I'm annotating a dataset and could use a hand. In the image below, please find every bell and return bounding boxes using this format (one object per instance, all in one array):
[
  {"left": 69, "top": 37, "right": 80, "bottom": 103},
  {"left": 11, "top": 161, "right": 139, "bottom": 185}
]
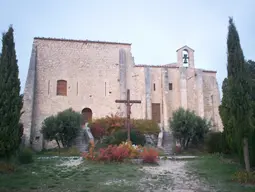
[{"left": 183, "top": 54, "right": 189, "bottom": 64}]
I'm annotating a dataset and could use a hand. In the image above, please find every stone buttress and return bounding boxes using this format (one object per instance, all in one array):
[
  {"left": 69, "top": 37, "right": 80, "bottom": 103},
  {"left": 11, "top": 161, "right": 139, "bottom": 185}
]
[{"left": 20, "top": 43, "right": 37, "bottom": 147}]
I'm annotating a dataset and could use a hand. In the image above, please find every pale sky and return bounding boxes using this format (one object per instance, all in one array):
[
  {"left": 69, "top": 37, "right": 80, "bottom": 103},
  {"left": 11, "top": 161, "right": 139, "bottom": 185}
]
[{"left": 1, "top": 0, "right": 255, "bottom": 98}]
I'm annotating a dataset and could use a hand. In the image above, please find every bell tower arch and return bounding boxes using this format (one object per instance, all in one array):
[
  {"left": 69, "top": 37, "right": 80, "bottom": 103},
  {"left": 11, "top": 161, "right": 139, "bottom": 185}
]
[{"left": 176, "top": 45, "right": 195, "bottom": 68}]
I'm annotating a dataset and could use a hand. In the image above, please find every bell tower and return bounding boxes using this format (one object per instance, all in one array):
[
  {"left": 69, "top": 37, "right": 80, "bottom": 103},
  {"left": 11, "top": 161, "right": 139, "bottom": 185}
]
[{"left": 176, "top": 45, "right": 195, "bottom": 68}]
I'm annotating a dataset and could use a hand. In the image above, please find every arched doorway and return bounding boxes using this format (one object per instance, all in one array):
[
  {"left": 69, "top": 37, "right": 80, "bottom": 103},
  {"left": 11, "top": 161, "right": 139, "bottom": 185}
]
[{"left": 81, "top": 108, "right": 92, "bottom": 125}]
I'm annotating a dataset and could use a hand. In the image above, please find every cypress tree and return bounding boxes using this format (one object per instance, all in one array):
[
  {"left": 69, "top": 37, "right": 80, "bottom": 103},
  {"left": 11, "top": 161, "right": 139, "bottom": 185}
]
[
  {"left": 0, "top": 26, "right": 23, "bottom": 159},
  {"left": 219, "top": 78, "right": 236, "bottom": 153},
  {"left": 226, "top": 17, "right": 253, "bottom": 171}
]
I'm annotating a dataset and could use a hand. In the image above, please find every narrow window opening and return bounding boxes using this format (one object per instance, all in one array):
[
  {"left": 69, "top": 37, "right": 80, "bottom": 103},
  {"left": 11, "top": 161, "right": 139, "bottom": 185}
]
[
  {"left": 48, "top": 80, "right": 50, "bottom": 95},
  {"left": 76, "top": 82, "right": 78, "bottom": 95},
  {"left": 56, "top": 80, "right": 67, "bottom": 96},
  {"left": 105, "top": 82, "right": 106, "bottom": 96},
  {"left": 153, "top": 83, "right": 156, "bottom": 91},
  {"left": 169, "top": 83, "right": 173, "bottom": 90}
]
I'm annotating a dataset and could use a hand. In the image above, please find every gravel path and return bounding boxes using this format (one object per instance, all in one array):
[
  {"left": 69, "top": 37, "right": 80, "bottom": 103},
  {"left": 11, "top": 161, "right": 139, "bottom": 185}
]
[{"left": 140, "top": 160, "right": 215, "bottom": 192}]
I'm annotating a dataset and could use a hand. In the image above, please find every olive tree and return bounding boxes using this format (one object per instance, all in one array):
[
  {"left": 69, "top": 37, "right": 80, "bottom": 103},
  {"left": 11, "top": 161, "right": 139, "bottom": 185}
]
[
  {"left": 41, "top": 108, "right": 82, "bottom": 150},
  {"left": 169, "top": 107, "right": 211, "bottom": 150}
]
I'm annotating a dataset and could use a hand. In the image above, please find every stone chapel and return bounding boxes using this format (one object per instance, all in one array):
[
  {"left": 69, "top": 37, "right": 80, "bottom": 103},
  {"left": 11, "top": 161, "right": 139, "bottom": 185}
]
[{"left": 21, "top": 37, "right": 223, "bottom": 151}]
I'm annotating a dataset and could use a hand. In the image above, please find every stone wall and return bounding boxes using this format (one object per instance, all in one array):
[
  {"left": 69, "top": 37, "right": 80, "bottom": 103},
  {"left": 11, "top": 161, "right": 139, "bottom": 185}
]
[
  {"left": 144, "top": 67, "right": 151, "bottom": 119},
  {"left": 20, "top": 43, "right": 37, "bottom": 146},
  {"left": 202, "top": 71, "right": 223, "bottom": 131},
  {"left": 23, "top": 38, "right": 135, "bottom": 150},
  {"left": 196, "top": 69, "right": 204, "bottom": 117},
  {"left": 167, "top": 68, "right": 181, "bottom": 114},
  {"left": 22, "top": 38, "right": 223, "bottom": 151},
  {"left": 118, "top": 49, "right": 127, "bottom": 117}
]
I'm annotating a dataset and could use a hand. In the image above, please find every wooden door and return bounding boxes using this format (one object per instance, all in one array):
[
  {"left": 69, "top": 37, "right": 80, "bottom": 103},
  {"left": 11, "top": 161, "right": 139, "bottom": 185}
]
[{"left": 152, "top": 103, "right": 161, "bottom": 123}]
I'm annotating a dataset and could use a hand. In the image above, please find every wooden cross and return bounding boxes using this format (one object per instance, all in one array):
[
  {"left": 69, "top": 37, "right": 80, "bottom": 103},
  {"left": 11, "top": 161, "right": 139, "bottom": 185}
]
[{"left": 115, "top": 89, "right": 141, "bottom": 141}]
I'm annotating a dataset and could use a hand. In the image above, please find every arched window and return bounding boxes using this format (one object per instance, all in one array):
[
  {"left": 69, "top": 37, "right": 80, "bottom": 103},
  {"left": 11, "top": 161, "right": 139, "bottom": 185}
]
[
  {"left": 81, "top": 108, "right": 93, "bottom": 124},
  {"left": 56, "top": 80, "right": 67, "bottom": 96}
]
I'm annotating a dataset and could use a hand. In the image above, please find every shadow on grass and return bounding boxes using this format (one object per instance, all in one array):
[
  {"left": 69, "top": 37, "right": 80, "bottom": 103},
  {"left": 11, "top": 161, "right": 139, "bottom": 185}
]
[
  {"left": 0, "top": 156, "right": 144, "bottom": 192},
  {"left": 187, "top": 155, "right": 255, "bottom": 192}
]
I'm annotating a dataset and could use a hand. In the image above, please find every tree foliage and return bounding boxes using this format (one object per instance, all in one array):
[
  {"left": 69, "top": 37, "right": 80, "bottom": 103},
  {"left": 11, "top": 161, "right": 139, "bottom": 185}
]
[
  {"left": 169, "top": 107, "right": 211, "bottom": 150},
  {"left": 0, "top": 26, "right": 23, "bottom": 158},
  {"left": 41, "top": 108, "right": 82, "bottom": 149},
  {"left": 219, "top": 17, "right": 254, "bottom": 171},
  {"left": 219, "top": 78, "right": 236, "bottom": 152},
  {"left": 220, "top": 60, "right": 255, "bottom": 167},
  {"left": 227, "top": 17, "right": 253, "bottom": 137}
]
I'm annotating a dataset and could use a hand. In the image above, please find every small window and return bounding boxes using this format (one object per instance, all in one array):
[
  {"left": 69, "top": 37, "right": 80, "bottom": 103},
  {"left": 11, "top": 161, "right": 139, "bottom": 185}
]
[
  {"left": 57, "top": 80, "right": 67, "bottom": 96},
  {"left": 76, "top": 82, "right": 78, "bottom": 96},
  {"left": 153, "top": 83, "right": 156, "bottom": 91},
  {"left": 169, "top": 83, "right": 173, "bottom": 90}
]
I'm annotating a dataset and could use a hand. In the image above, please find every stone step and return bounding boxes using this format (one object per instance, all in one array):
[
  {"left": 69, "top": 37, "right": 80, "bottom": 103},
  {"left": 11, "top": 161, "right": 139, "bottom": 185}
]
[
  {"left": 144, "top": 134, "right": 158, "bottom": 146},
  {"left": 75, "top": 129, "right": 89, "bottom": 153},
  {"left": 162, "top": 131, "right": 174, "bottom": 155}
]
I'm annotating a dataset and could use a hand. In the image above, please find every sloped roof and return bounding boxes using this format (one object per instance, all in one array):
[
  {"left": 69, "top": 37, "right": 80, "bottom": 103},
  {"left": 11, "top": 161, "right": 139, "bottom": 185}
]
[
  {"left": 34, "top": 37, "right": 131, "bottom": 46},
  {"left": 176, "top": 45, "right": 195, "bottom": 52}
]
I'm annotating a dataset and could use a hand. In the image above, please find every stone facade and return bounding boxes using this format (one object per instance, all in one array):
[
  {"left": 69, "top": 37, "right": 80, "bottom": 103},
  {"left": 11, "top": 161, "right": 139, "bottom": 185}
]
[{"left": 21, "top": 38, "right": 223, "bottom": 151}]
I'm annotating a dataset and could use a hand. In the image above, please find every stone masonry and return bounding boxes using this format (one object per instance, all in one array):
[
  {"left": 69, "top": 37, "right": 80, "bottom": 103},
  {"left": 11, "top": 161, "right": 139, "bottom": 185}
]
[{"left": 21, "top": 38, "right": 223, "bottom": 151}]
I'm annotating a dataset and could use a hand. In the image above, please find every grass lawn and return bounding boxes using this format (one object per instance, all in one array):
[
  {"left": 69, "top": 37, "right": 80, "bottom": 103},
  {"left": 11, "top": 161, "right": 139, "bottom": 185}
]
[
  {"left": 4, "top": 154, "right": 254, "bottom": 192},
  {"left": 0, "top": 156, "right": 146, "bottom": 192},
  {"left": 36, "top": 147, "right": 81, "bottom": 157},
  {"left": 187, "top": 155, "right": 255, "bottom": 192},
  {"left": 1, "top": 155, "right": 180, "bottom": 192}
]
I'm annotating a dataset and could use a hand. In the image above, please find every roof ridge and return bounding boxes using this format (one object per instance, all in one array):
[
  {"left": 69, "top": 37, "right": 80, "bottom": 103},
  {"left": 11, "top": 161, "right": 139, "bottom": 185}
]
[{"left": 34, "top": 37, "right": 132, "bottom": 46}]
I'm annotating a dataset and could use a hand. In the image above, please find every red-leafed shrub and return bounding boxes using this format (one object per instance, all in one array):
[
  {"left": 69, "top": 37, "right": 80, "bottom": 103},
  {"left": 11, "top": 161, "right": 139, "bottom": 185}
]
[
  {"left": 97, "top": 145, "right": 129, "bottom": 162},
  {"left": 90, "top": 123, "right": 106, "bottom": 140},
  {"left": 140, "top": 148, "right": 159, "bottom": 164},
  {"left": 94, "top": 114, "right": 126, "bottom": 134},
  {"left": 111, "top": 145, "right": 130, "bottom": 161},
  {"left": 83, "top": 141, "right": 159, "bottom": 164},
  {"left": 83, "top": 144, "right": 130, "bottom": 162}
]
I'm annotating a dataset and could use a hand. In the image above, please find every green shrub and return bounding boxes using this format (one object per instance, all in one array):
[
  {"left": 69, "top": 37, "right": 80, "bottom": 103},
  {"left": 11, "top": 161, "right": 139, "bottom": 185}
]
[
  {"left": 205, "top": 132, "right": 230, "bottom": 154},
  {"left": 92, "top": 115, "right": 160, "bottom": 135},
  {"left": 41, "top": 108, "right": 82, "bottom": 149},
  {"left": 170, "top": 107, "right": 210, "bottom": 150},
  {"left": 17, "top": 148, "right": 34, "bottom": 164},
  {"left": 132, "top": 119, "right": 160, "bottom": 134},
  {"left": 103, "top": 130, "right": 146, "bottom": 146},
  {"left": 129, "top": 130, "right": 146, "bottom": 146}
]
